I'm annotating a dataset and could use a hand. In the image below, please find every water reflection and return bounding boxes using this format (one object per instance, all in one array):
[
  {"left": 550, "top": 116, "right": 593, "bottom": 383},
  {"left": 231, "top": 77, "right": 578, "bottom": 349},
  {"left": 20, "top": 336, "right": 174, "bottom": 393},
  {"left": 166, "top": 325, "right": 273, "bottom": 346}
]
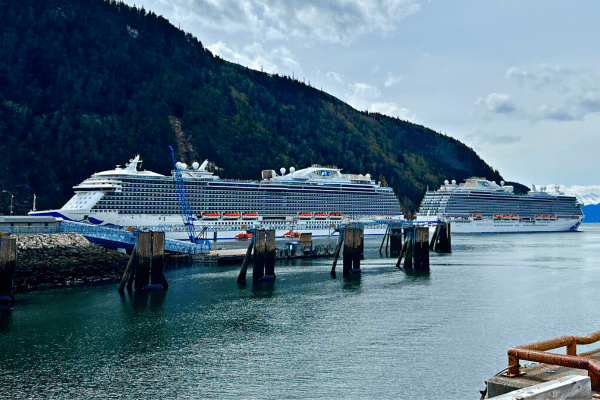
[{"left": 0, "top": 308, "right": 12, "bottom": 333}]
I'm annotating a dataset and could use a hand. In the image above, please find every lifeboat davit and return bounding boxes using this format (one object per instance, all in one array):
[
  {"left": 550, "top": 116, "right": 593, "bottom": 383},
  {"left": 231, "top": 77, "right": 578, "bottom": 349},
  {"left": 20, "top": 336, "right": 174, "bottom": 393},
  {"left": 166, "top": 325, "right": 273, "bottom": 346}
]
[
  {"left": 202, "top": 212, "right": 220, "bottom": 220},
  {"left": 298, "top": 213, "right": 312, "bottom": 220},
  {"left": 242, "top": 212, "right": 259, "bottom": 220},
  {"left": 222, "top": 212, "right": 240, "bottom": 220}
]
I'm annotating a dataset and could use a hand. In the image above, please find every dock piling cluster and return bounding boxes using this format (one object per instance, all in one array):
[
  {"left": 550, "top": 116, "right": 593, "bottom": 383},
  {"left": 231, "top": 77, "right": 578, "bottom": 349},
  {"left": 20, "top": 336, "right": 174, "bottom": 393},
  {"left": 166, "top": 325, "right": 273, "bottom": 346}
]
[
  {"left": 118, "top": 231, "right": 167, "bottom": 293},
  {"left": 237, "top": 229, "right": 277, "bottom": 283},
  {"left": 331, "top": 224, "right": 363, "bottom": 277}
]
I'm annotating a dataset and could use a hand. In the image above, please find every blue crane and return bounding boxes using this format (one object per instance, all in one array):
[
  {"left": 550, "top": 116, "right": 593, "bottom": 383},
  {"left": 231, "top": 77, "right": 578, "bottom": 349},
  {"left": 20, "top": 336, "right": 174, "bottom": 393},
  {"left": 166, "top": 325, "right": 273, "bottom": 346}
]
[{"left": 169, "top": 146, "right": 207, "bottom": 245}]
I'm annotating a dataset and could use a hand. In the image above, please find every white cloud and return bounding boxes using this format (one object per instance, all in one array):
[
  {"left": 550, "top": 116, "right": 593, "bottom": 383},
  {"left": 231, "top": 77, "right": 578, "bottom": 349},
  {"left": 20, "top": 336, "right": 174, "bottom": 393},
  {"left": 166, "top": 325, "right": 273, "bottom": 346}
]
[
  {"left": 207, "top": 41, "right": 300, "bottom": 75},
  {"left": 325, "top": 71, "right": 345, "bottom": 85},
  {"left": 162, "top": 0, "right": 421, "bottom": 45},
  {"left": 384, "top": 73, "right": 403, "bottom": 87},
  {"left": 465, "top": 127, "right": 522, "bottom": 146},
  {"left": 370, "top": 102, "right": 411, "bottom": 120},
  {"left": 502, "top": 65, "right": 600, "bottom": 122},
  {"left": 474, "top": 93, "right": 516, "bottom": 115},
  {"left": 347, "top": 82, "right": 381, "bottom": 110}
]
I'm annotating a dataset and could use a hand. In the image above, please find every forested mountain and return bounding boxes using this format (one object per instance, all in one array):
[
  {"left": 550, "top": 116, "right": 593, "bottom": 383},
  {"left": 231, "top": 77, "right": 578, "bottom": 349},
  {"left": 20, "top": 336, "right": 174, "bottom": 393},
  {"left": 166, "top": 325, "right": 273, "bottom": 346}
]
[{"left": 0, "top": 0, "right": 503, "bottom": 217}]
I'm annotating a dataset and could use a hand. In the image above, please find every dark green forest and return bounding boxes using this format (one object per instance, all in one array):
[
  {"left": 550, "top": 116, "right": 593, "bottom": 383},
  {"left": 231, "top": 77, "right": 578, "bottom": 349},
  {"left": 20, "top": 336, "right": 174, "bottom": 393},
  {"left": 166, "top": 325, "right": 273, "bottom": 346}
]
[{"left": 0, "top": 0, "right": 504, "bottom": 217}]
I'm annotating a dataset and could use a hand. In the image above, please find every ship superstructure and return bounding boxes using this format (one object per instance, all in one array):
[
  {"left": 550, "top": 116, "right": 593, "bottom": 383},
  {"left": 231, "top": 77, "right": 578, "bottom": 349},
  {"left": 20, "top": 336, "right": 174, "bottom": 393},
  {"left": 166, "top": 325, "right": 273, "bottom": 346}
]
[
  {"left": 416, "top": 177, "right": 583, "bottom": 233},
  {"left": 31, "top": 155, "right": 403, "bottom": 239}
]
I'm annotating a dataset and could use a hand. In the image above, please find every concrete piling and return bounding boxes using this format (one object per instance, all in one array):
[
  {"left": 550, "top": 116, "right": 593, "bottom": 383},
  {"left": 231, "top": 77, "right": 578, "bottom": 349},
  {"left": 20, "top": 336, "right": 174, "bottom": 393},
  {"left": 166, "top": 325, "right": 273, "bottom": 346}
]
[{"left": 0, "top": 236, "right": 17, "bottom": 306}]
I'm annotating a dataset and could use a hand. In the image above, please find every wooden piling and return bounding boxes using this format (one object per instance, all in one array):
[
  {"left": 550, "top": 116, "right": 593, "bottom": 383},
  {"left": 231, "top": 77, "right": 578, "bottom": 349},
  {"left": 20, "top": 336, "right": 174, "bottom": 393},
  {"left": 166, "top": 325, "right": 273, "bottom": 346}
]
[
  {"left": 390, "top": 228, "right": 403, "bottom": 257},
  {"left": 0, "top": 237, "right": 17, "bottom": 306},
  {"left": 379, "top": 226, "right": 389, "bottom": 253},
  {"left": 135, "top": 232, "right": 152, "bottom": 291},
  {"left": 262, "top": 229, "right": 276, "bottom": 281},
  {"left": 330, "top": 229, "right": 345, "bottom": 276},
  {"left": 431, "top": 222, "right": 452, "bottom": 253},
  {"left": 118, "top": 243, "right": 137, "bottom": 293},
  {"left": 402, "top": 228, "right": 414, "bottom": 270},
  {"left": 237, "top": 234, "right": 255, "bottom": 284},
  {"left": 413, "top": 227, "right": 430, "bottom": 271},
  {"left": 129, "top": 231, "right": 167, "bottom": 292},
  {"left": 253, "top": 229, "right": 265, "bottom": 282},
  {"left": 353, "top": 227, "right": 363, "bottom": 272},
  {"left": 150, "top": 231, "right": 165, "bottom": 287},
  {"left": 343, "top": 227, "right": 354, "bottom": 275}
]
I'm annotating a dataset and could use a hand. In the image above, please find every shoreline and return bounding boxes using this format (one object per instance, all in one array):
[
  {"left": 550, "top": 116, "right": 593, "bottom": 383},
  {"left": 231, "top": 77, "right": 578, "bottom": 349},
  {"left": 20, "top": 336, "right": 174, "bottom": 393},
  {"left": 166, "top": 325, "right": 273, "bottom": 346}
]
[{"left": 12, "top": 233, "right": 130, "bottom": 293}]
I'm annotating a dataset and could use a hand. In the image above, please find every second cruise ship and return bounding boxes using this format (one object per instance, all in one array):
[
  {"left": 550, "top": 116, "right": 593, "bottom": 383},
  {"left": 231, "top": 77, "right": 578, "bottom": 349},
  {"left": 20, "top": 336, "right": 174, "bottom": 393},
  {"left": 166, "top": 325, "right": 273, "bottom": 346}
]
[{"left": 416, "top": 177, "right": 583, "bottom": 233}]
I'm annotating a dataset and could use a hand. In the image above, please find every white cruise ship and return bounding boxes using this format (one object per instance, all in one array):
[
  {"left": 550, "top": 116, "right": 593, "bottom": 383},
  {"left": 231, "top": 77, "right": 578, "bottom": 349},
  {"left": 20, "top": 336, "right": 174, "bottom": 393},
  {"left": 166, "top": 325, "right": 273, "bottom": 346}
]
[
  {"left": 416, "top": 178, "right": 583, "bottom": 233},
  {"left": 30, "top": 155, "right": 404, "bottom": 240}
]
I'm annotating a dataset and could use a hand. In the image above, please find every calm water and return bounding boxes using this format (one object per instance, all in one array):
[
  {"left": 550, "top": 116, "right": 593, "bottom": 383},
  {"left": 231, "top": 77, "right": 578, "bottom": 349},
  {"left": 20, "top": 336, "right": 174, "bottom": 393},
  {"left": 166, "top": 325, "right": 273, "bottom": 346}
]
[{"left": 2, "top": 225, "right": 600, "bottom": 399}]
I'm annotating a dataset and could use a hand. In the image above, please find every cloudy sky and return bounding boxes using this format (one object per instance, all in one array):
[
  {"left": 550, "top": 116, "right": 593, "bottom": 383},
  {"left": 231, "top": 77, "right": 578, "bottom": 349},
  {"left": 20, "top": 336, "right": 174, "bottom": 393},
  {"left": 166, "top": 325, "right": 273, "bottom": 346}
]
[{"left": 123, "top": 0, "right": 599, "bottom": 187}]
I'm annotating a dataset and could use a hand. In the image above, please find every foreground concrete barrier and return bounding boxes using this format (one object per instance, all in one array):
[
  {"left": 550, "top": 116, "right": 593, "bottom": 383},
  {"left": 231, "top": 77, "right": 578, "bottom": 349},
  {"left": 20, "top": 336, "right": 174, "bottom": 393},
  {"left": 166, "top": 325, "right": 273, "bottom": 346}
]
[{"left": 489, "top": 375, "right": 590, "bottom": 399}]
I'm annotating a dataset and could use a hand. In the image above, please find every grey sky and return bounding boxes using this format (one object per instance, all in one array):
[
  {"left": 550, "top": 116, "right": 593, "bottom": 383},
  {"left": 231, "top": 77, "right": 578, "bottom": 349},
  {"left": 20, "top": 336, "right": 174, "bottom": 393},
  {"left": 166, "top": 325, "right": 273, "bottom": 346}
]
[{"left": 123, "top": 0, "right": 600, "bottom": 187}]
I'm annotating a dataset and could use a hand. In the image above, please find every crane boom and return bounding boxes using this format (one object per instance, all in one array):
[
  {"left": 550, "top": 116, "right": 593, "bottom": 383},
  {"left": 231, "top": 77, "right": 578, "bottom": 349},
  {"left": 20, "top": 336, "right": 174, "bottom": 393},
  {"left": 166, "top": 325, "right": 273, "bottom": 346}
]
[{"left": 169, "top": 145, "right": 197, "bottom": 243}]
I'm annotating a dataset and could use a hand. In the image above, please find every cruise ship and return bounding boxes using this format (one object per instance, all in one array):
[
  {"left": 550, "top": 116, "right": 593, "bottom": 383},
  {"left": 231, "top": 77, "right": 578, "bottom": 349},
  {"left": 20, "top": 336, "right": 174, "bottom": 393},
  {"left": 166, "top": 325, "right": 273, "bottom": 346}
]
[
  {"left": 30, "top": 155, "right": 404, "bottom": 240},
  {"left": 416, "top": 177, "right": 583, "bottom": 233}
]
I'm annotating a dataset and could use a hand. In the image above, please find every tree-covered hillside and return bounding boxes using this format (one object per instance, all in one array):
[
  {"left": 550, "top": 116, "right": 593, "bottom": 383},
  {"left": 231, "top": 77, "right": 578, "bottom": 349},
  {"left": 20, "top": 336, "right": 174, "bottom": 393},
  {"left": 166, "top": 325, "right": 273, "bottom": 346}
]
[{"left": 0, "top": 0, "right": 503, "bottom": 216}]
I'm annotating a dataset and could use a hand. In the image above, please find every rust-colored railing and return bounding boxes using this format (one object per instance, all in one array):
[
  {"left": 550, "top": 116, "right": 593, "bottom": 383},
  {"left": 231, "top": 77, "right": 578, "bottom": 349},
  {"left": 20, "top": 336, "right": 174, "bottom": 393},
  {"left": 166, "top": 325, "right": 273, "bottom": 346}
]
[{"left": 506, "top": 330, "right": 600, "bottom": 390}]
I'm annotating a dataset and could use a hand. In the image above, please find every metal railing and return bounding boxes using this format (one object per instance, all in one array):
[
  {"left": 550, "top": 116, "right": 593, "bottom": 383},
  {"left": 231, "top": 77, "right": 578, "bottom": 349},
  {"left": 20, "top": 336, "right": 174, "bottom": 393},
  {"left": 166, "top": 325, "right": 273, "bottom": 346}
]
[
  {"left": 506, "top": 330, "right": 600, "bottom": 391},
  {"left": 60, "top": 221, "right": 210, "bottom": 254}
]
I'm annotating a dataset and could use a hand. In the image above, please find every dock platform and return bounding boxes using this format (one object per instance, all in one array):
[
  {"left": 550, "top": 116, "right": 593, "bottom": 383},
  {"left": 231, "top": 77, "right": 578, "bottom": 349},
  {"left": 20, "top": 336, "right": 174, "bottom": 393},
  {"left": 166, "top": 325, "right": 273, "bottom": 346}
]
[{"left": 487, "top": 348, "right": 600, "bottom": 398}]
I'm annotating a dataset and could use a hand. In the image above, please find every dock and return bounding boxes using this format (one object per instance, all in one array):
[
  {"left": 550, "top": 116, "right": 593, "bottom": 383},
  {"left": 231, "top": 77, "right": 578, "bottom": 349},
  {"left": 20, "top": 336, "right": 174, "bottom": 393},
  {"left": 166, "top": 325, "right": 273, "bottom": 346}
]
[
  {"left": 486, "top": 330, "right": 600, "bottom": 399},
  {"left": 191, "top": 240, "right": 337, "bottom": 264}
]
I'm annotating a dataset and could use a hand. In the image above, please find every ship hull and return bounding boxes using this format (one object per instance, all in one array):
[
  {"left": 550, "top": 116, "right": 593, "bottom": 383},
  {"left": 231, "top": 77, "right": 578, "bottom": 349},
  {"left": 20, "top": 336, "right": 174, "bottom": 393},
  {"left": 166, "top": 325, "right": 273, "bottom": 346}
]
[
  {"left": 32, "top": 210, "right": 391, "bottom": 240},
  {"left": 417, "top": 216, "right": 583, "bottom": 233}
]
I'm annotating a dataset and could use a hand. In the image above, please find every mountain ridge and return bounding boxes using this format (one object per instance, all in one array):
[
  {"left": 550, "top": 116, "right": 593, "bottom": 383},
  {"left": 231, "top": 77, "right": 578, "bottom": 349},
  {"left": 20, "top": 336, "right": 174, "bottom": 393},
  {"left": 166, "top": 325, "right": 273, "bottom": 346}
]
[{"left": 0, "top": 0, "right": 503, "bottom": 216}]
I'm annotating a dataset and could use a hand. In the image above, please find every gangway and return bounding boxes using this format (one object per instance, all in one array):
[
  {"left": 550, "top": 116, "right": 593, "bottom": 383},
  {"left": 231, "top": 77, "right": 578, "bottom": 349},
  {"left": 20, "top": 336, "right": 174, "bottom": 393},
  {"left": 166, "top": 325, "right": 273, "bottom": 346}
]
[{"left": 60, "top": 221, "right": 210, "bottom": 254}]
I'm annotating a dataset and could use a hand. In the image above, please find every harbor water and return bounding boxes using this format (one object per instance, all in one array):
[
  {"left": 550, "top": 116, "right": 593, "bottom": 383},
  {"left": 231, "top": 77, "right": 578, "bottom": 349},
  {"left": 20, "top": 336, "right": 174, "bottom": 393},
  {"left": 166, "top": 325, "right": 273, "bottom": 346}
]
[{"left": 2, "top": 225, "right": 600, "bottom": 399}]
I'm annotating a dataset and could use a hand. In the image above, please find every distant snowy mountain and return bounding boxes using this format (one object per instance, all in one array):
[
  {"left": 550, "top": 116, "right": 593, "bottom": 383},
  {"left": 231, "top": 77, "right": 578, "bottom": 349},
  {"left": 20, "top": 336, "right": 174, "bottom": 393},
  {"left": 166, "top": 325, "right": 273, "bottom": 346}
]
[{"left": 534, "top": 184, "right": 600, "bottom": 206}]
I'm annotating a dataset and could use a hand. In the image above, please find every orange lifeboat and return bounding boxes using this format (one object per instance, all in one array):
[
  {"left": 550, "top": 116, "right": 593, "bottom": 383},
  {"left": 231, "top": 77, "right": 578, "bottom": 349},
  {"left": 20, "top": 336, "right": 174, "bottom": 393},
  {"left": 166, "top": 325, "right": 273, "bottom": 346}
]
[
  {"left": 235, "top": 233, "right": 252, "bottom": 240},
  {"left": 473, "top": 214, "right": 483, "bottom": 220},
  {"left": 298, "top": 213, "right": 312, "bottom": 219},
  {"left": 202, "top": 212, "right": 220, "bottom": 220},
  {"left": 493, "top": 214, "right": 502, "bottom": 220},
  {"left": 314, "top": 212, "right": 328, "bottom": 219},
  {"left": 502, "top": 215, "right": 512, "bottom": 220},
  {"left": 222, "top": 212, "right": 240, "bottom": 220},
  {"left": 329, "top": 212, "right": 343, "bottom": 219},
  {"left": 511, "top": 215, "right": 519, "bottom": 220},
  {"left": 284, "top": 231, "right": 301, "bottom": 239},
  {"left": 242, "top": 212, "right": 259, "bottom": 220}
]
